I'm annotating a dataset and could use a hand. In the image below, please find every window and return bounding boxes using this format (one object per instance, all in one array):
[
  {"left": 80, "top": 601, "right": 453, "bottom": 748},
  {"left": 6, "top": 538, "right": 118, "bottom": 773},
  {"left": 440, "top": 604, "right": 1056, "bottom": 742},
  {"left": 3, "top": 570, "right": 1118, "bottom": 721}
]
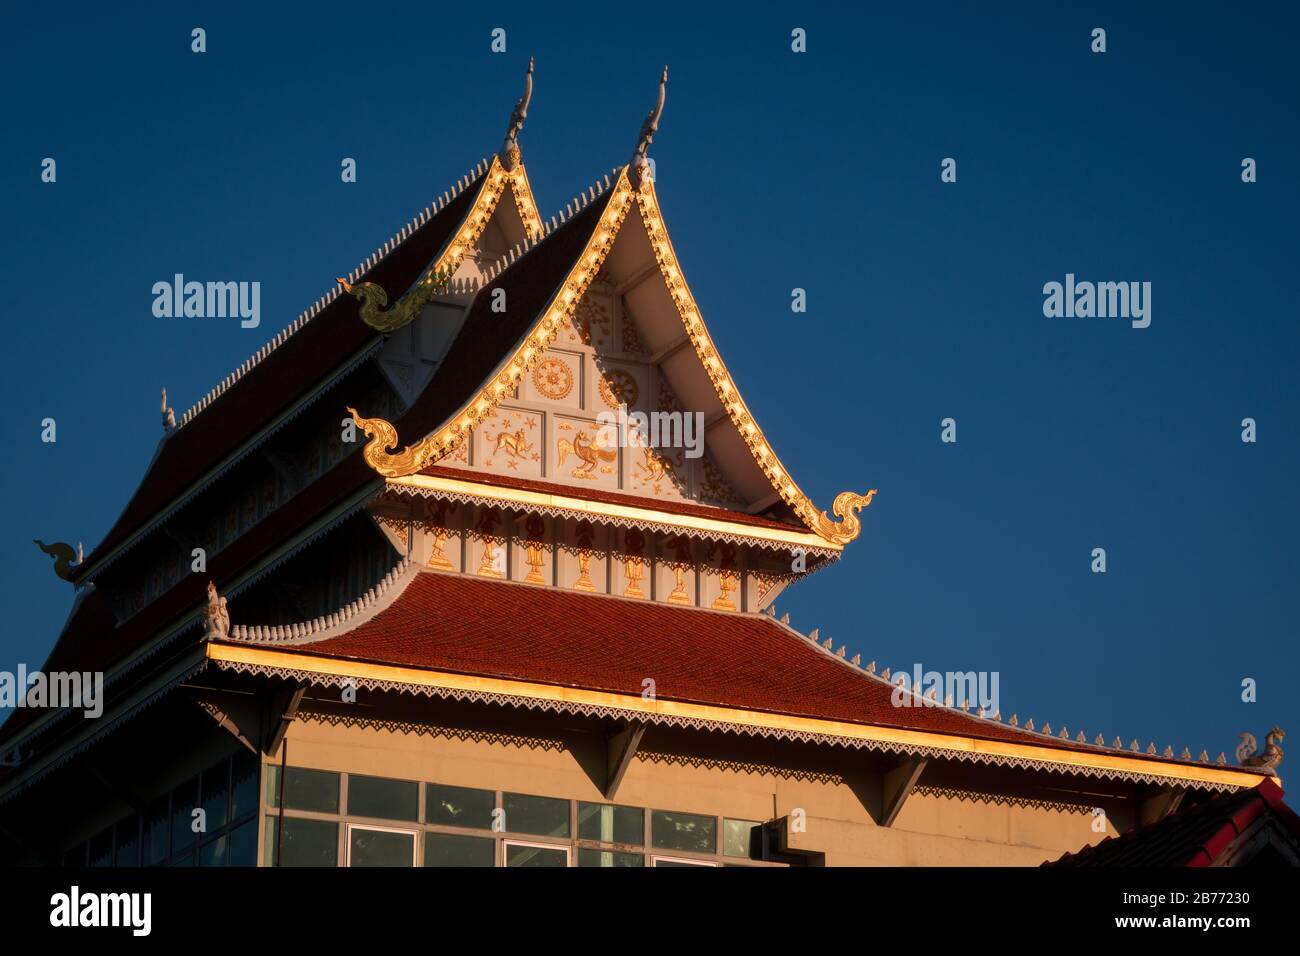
[
  {"left": 503, "top": 792, "right": 569, "bottom": 838},
  {"left": 425, "top": 832, "right": 496, "bottom": 867},
  {"left": 87, "top": 827, "right": 113, "bottom": 867},
  {"left": 143, "top": 796, "right": 169, "bottom": 865},
  {"left": 653, "top": 856, "right": 720, "bottom": 867},
  {"left": 201, "top": 762, "right": 230, "bottom": 831},
  {"left": 348, "top": 774, "right": 418, "bottom": 822},
  {"left": 723, "top": 818, "right": 763, "bottom": 859},
  {"left": 651, "top": 810, "right": 716, "bottom": 854},
  {"left": 505, "top": 841, "right": 569, "bottom": 867},
  {"left": 171, "top": 776, "right": 200, "bottom": 853},
  {"left": 347, "top": 824, "right": 416, "bottom": 867},
  {"left": 578, "top": 848, "right": 644, "bottom": 867},
  {"left": 231, "top": 750, "right": 259, "bottom": 821},
  {"left": 578, "top": 802, "right": 643, "bottom": 845},
  {"left": 426, "top": 783, "right": 495, "bottom": 830},
  {"left": 228, "top": 819, "right": 257, "bottom": 867},
  {"left": 267, "top": 766, "right": 339, "bottom": 813},
  {"left": 264, "top": 816, "right": 339, "bottom": 867},
  {"left": 115, "top": 816, "right": 140, "bottom": 867},
  {"left": 199, "top": 834, "right": 228, "bottom": 867}
]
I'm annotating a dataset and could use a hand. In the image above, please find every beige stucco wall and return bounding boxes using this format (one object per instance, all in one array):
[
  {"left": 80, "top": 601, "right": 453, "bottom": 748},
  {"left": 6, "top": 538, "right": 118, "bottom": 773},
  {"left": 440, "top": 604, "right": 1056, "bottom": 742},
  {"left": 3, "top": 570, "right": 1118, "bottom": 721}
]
[{"left": 281, "top": 711, "right": 1124, "bottom": 866}]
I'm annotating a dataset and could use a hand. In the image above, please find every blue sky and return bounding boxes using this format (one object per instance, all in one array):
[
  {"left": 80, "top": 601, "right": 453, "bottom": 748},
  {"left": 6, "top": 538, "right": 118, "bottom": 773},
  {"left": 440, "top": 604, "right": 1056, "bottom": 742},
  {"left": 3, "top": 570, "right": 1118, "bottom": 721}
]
[{"left": 2, "top": 2, "right": 1296, "bottom": 762}]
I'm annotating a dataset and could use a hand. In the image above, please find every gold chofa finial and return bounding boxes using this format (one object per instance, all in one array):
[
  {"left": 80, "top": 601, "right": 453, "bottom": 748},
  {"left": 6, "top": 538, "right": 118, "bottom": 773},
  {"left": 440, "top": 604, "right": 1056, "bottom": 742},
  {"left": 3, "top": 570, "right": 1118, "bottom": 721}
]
[
  {"left": 629, "top": 65, "right": 667, "bottom": 191},
  {"left": 500, "top": 57, "right": 534, "bottom": 171}
]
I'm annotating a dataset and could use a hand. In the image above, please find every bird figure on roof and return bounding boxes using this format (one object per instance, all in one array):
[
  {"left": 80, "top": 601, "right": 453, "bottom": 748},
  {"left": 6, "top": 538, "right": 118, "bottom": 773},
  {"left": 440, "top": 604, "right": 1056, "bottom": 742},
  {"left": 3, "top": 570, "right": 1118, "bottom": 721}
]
[
  {"left": 630, "top": 65, "right": 667, "bottom": 190},
  {"left": 161, "top": 388, "right": 176, "bottom": 433},
  {"left": 203, "top": 581, "right": 231, "bottom": 641},
  {"left": 1237, "top": 726, "right": 1285, "bottom": 771},
  {"left": 34, "top": 539, "right": 81, "bottom": 581},
  {"left": 500, "top": 57, "right": 534, "bottom": 170}
]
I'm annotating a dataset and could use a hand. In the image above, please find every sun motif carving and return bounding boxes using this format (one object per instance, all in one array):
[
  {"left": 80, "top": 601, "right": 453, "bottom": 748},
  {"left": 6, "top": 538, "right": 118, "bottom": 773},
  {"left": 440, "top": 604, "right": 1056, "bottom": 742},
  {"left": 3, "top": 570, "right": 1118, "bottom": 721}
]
[
  {"left": 532, "top": 357, "right": 574, "bottom": 401},
  {"left": 599, "top": 369, "right": 639, "bottom": 410}
]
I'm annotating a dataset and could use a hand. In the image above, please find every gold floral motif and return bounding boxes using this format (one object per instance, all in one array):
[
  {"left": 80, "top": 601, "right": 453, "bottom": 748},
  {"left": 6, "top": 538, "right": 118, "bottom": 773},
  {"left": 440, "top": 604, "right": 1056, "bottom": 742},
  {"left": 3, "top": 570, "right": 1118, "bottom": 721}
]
[
  {"left": 571, "top": 296, "right": 611, "bottom": 345},
  {"left": 532, "top": 357, "right": 574, "bottom": 401},
  {"left": 598, "top": 368, "right": 638, "bottom": 410}
]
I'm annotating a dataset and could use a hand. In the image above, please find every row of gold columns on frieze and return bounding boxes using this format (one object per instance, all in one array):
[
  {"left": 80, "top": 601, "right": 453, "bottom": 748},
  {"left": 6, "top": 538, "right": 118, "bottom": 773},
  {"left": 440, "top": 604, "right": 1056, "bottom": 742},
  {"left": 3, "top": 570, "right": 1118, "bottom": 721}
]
[{"left": 406, "top": 501, "right": 756, "bottom": 610}]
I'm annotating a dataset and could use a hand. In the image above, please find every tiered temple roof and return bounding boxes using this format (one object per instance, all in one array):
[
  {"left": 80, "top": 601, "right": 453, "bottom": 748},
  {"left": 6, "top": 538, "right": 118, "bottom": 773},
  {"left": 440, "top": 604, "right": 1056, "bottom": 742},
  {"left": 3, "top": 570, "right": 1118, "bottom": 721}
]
[{"left": 2, "top": 64, "right": 1277, "bottom": 811}]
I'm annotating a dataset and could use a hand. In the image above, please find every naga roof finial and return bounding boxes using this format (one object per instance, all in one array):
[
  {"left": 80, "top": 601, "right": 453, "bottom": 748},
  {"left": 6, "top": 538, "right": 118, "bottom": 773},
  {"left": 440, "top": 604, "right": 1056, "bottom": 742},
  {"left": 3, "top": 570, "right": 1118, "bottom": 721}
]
[
  {"left": 629, "top": 65, "right": 667, "bottom": 191},
  {"left": 499, "top": 57, "right": 534, "bottom": 171},
  {"left": 34, "top": 539, "right": 81, "bottom": 581}
]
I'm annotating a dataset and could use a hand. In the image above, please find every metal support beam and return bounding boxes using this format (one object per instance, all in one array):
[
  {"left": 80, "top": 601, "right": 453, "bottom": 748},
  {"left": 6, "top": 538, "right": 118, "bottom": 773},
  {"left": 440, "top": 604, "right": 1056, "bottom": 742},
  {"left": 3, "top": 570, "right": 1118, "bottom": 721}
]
[
  {"left": 1136, "top": 785, "right": 1185, "bottom": 827},
  {"left": 264, "top": 683, "right": 306, "bottom": 757},
  {"left": 880, "top": 757, "right": 928, "bottom": 827},
  {"left": 604, "top": 720, "right": 646, "bottom": 800}
]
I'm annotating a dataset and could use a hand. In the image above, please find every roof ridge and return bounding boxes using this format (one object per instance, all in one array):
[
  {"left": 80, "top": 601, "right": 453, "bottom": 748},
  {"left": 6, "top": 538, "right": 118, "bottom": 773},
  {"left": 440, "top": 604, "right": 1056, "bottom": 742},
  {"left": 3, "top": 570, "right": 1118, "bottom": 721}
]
[
  {"left": 174, "top": 157, "right": 492, "bottom": 431},
  {"left": 226, "top": 554, "right": 418, "bottom": 645},
  {"left": 762, "top": 607, "right": 1244, "bottom": 772}
]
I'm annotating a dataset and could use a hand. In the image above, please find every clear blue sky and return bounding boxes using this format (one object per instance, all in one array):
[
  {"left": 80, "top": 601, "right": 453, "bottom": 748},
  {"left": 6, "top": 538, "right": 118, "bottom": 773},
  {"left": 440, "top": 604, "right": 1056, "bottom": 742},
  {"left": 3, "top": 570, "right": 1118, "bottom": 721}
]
[{"left": 2, "top": 2, "right": 1295, "bottom": 762}]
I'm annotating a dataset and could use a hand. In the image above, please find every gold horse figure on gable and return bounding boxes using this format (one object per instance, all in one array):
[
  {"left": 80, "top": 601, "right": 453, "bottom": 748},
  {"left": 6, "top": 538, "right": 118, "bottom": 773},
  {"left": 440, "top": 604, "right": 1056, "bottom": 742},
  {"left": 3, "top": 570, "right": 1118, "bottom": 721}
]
[{"left": 490, "top": 428, "right": 534, "bottom": 460}]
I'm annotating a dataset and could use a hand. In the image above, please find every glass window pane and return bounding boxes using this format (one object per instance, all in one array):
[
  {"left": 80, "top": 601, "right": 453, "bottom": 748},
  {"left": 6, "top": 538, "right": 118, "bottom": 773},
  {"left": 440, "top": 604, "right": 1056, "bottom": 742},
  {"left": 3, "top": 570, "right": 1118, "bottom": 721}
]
[
  {"left": 201, "top": 760, "right": 230, "bottom": 831},
  {"left": 347, "top": 775, "right": 418, "bottom": 821},
  {"left": 144, "top": 797, "right": 169, "bottom": 865},
  {"left": 88, "top": 827, "right": 113, "bottom": 867},
  {"left": 651, "top": 810, "right": 716, "bottom": 853},
  {"left": 199, "top": 834, "right": 228, "bottom": 867},
  {"left": 654, "top": 857, "right": 717, "bottom": 867},
  {"left": 578, "top": 848, "right": 644, "bottom": 867},
  {"left": 723, "top": 819, "right": 762, "bottom": 859},
  {"left": 578, "top": 803, "right": 644, "bottom": 845},
  {"left": 506, "top": 843, "right": 567, "bottom": 867},
  {"left": 171, "top": 776, "right": 200, "bottom": 853},
  {"left": 115, "top": 816, "right": 140, "bottom": 867},
  {"left": 265, "top": 817, "right": 338, "bottom": 867},
  {"left": 424, "top": 832, "right": 496, "bottom": 867},
  {"left": 349, "top": 827, "right": 414, "bottom": 867},
  {"left": 425, "top": 783, "right": 495, "bottom": 829},
  {"left": 231, "top": 750, "right": 259, "bottom": 820},
  {"left": 267, "top": 766, "right": 339, "bottom": 813},
  {"left": 229, "top": 820, "right": 257, "bottom": 867},
  {"left": 503, "top": 793, "right": 569, "bottom": 838}
]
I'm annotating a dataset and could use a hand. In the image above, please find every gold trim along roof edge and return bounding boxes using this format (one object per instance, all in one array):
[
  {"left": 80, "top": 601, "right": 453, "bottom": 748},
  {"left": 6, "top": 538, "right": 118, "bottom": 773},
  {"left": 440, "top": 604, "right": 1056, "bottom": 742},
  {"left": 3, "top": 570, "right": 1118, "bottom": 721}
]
[
  {"left": 204, "top": 643, "right": 1267, "bottom": 792},
  {"left": 348, "top": 167, "right": 876, "bottom": 548},
  {"left": 384, "top": 472, "right": 842, "bottom": 554}
]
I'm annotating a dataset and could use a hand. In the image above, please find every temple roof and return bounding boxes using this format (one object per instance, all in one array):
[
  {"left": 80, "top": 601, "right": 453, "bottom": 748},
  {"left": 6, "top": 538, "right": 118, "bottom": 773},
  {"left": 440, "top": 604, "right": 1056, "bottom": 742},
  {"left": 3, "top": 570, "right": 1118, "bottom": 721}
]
[
  {"left": 1045, "top": 777, "right": 1300, "bottom": 866},
  {"left": 349, "top": 167, "right": 876, "bottom": 547},
  {"left": 209, "top": 567, "right": 1269, "bottom": 793},
  {"left": 74, "top": 156, "right": 542, "bottom": 582}
]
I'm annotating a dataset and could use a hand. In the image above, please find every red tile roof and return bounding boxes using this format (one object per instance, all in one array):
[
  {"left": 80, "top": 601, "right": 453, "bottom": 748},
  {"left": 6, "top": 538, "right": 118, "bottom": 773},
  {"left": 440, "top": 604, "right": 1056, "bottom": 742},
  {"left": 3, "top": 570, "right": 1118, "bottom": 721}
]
[
  {"left": 412, "top": 465, "right": 807, "bottom": 533},
  {"left": 1045, "top": 777, "right": 1298, "bottom": 866},
  {"left": 227, "top": 571, "right": 1205, "bottom": 762},
  {"left": 75, "top": 169, "right": 484, "bottom": 577}
]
